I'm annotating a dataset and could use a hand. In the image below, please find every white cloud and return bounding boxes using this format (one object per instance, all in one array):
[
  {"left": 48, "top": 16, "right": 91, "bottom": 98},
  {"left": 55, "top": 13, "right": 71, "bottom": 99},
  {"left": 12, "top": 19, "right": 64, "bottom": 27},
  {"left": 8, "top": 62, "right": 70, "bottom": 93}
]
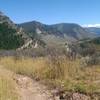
[{"left": 83, "top": 24, "right": 100, "bottom": 28}]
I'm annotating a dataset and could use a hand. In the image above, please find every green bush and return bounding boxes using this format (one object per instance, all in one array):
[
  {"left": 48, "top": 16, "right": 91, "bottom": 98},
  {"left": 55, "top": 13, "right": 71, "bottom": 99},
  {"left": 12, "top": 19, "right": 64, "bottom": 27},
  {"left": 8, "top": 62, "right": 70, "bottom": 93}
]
[{"left": 0, "top": 22, "right": 24, "bottom": 50}]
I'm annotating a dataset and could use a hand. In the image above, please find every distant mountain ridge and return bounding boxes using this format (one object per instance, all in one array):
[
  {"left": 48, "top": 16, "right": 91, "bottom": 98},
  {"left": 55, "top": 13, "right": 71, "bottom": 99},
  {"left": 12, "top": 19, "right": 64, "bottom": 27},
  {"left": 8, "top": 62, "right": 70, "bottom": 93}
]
[
  {"left": 85, "top": 27, "right": 100, "bottom": 36},
  {"left": 18, "top": 21, "right": 95, "bottom": 42},
  {"left": 0, "top": 11, "right": 98, "bottom": 50}
]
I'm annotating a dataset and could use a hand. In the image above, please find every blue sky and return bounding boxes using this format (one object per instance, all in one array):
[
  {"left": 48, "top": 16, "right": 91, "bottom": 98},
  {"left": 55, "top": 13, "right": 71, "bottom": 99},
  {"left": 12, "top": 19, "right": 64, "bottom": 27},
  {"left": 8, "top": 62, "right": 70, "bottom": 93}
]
[{"left": 0, "top": 0, "right": 100, "bottom": 25}]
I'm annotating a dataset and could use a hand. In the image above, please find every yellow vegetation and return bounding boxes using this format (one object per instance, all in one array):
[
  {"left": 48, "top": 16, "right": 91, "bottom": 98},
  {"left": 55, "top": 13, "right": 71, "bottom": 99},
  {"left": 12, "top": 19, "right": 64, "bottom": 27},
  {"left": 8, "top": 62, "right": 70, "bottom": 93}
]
[
  {"left": 0, "top": 56, "right": 100, "bottom": 94},
  {"left": 0, "top": 67, "right": 19, "bottom": 100}
]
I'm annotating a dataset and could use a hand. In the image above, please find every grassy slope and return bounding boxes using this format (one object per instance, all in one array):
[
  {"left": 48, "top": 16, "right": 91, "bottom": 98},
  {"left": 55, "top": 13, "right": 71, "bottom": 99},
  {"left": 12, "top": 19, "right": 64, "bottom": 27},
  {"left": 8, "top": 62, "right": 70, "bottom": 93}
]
[{"left": 0, "top": 56, "right": 100, "bottom": 96}]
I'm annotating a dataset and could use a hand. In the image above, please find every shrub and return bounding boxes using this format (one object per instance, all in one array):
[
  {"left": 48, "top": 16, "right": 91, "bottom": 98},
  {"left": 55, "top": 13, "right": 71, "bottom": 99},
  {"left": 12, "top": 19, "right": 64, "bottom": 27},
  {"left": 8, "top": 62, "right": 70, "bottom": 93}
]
[{"left": 0, "top": 22, "right": 24, "bottom": 50}]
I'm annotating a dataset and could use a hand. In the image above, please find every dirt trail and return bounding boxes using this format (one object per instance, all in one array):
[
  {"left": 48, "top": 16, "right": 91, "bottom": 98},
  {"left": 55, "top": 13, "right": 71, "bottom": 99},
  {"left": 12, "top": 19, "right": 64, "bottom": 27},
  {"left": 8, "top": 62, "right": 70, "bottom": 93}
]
[
  {"left": 14, "top": 75, "right": 58, "bottom": 100},
  {"left": 0, "top": 65, "right": 59, "bottom": 100}
]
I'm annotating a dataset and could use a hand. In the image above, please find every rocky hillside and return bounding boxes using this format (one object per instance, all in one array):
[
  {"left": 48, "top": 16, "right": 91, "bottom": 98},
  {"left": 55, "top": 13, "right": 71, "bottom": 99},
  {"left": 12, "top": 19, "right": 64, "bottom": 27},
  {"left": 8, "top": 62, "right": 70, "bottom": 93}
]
[
  {"left": 0, "top": 11, "right": 33, "bottom": 50},
  {"left": 0, "top": 11, "right": 15, "bottom": 27}
]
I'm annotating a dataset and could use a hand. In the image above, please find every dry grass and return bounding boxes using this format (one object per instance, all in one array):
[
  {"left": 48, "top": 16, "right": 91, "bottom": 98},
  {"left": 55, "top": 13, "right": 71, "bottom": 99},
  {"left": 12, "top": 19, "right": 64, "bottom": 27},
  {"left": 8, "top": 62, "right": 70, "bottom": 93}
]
[
  {"left": 0, "top": 76, "right": 19, "bottom": 100},
  {"left": 0, "top": 56, "right": 100, "bottom": 95},
  {"left": 0, "top": 68, "right": 19, "bottom": 100}
]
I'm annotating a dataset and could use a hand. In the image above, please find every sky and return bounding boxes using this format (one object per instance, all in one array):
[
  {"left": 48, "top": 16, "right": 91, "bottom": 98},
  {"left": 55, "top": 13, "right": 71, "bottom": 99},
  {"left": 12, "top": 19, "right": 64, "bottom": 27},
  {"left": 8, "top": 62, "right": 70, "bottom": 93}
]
[{"left": 0, "top": 0, "right": 100, "bottom": 26}]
